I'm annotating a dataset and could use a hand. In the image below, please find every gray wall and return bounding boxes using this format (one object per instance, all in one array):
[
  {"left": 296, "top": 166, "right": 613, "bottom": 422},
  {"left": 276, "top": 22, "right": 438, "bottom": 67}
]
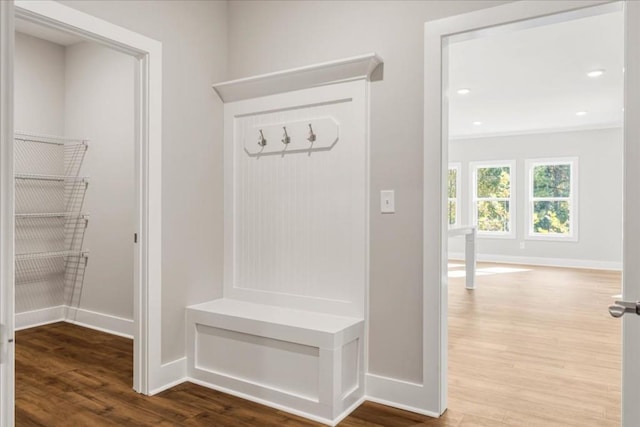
[
  {"left": 64, "top": 42, "right": 135, "bottom": 320},
  {"left": 228, "top": 0, "right": 508, "bottom": 383},
  {"left": 59, "top": 0, "right": 513, "bottom": 382},
  {"left": 449, "top": 128, "right": 623, "bottom": 266},
  {"left": 14, "top": 32, "right": 66, "bottom": 312},
  {"left": 61, "top": 0, "right": 228, "bottom": 364},
  {"left": 14, "top": 32, "right": 65, "bottom": 135}
]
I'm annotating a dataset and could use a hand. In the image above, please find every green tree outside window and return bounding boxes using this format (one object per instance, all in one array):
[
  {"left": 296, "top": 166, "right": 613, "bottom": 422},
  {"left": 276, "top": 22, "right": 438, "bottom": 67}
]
[
  {"left": 475, "top": 166, "right": 511, "bottom": 233},
  {"left": 531, "top": 163, "right": 572, "bottom": 235},
  {"left": 448, "top": 167, "right": 458, "bottom": 226}
]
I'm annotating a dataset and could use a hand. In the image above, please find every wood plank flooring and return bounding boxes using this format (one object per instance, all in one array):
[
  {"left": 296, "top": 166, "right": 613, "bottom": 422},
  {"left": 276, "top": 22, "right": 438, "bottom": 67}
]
[
  {"left": 447, "top": 262, "right": 621, "bottom": 427},
  {"left": 15, "top": 263, "right": 621, "bottom": 426}
]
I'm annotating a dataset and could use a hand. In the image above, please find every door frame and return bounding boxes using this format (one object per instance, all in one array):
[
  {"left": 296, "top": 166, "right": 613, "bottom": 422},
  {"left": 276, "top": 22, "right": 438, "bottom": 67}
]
[
  {"left": 0, "top": 2, "right": 163, "bottom": 423},
  {"left": 424, "top": 0, "right": 631, "bottom": 420},
  {"left": 0, "top": 1, "right": 15, "bottom": 426}
]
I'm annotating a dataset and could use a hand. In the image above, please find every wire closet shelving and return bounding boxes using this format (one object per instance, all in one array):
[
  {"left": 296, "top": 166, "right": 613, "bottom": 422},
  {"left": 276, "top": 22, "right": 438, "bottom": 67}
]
[{"left": 14, "top": 132, "right": 90, "bottom": 308}]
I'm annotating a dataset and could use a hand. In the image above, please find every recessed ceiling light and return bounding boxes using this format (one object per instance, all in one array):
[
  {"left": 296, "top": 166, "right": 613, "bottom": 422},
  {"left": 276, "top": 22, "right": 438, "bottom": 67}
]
[
  {"left": 457, "top": 88, "right": 471, "bottom": 95},
  {"left": 587, "top": 69, "right": 605, "bottom": 78},
  {"left": 472, "top": 121, "right": 483, "bottom": 126},
  {"left": 575, "top": 111, "right": 588, "bottom": 116}
]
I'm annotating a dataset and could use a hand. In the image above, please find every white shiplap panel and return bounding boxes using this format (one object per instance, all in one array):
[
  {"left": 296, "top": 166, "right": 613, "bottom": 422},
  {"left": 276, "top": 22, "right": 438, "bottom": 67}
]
[{"left": 226, "top": 81, "right": 367, "bottom": 317}]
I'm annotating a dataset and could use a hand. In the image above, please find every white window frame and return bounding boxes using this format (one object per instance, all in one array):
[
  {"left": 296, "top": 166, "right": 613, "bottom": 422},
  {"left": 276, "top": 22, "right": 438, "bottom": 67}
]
[
  {"left": 470, "top": 160, "right": 516, "bottom": 239},
  {"left": 448, "top": 163, "right": 461, "bottom": 228},
  {"left": 525, "top": 157, "right": 578, "bottom": 241}
]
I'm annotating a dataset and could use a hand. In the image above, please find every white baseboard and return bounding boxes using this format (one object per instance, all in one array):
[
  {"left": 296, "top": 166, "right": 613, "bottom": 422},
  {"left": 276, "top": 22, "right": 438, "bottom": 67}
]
[
  {"left": 365, "top": 373, "right": 440, "bottom": 418},
  {"left": 64, "top": 306, "right": 134, "bottom": 339},
  {"left": 15, "top": 306, "right": 134, "bottom": 340},
  {"left": 448, "top": 252, "right": 622, "bottom": 271},
  {"left": 187, "top": 377, "right": 340, "bottom": 426},
  {"left": 333, "top": 396, "right": 367, "bottom": 426},
  {"left": 149, "top": 357, "right": 187, "bottom": 395},
  {"left": 15, "top": 305, "right": 65, "bottom": 330}
]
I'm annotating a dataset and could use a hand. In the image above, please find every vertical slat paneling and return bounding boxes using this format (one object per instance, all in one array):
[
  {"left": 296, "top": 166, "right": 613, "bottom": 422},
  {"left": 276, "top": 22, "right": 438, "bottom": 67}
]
[{"left": 234, "top": 99, "right": 364, "bottom": 307}]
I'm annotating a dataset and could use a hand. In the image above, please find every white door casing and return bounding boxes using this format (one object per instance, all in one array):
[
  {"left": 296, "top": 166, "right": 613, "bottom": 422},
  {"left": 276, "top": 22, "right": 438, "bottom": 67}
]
[
  {"left": 0, "top": 1, "right": 15, "bottom": 426},
  {"left": 424, "top": 0, "right": 632, "bottom": 421},
  {"left": 1, "top": 0, "right": 165, "bottom": 411}
]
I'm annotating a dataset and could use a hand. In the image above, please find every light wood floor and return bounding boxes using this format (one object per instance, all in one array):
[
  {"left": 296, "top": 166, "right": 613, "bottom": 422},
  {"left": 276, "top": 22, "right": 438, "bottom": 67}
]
[
  {"left": 446, "top": 262, "right": 621, "bottom": 426},
  {"left": 15, "top": 263, "right": 621, "bottom": 426}
]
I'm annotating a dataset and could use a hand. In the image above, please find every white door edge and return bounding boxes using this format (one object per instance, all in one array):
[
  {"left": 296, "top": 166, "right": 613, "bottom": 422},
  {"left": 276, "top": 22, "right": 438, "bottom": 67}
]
[
  {"left": 622, "top": 2, "right": 640, "bottom": 426},
  {"left": 0, "top": 1, "right": 15, "bottom": 426}
]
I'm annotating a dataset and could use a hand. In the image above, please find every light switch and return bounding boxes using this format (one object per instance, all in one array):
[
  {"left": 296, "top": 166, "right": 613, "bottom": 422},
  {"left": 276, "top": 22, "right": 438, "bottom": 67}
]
[{"left": 381, "top": 190, "right": 395, "bottom": 214}]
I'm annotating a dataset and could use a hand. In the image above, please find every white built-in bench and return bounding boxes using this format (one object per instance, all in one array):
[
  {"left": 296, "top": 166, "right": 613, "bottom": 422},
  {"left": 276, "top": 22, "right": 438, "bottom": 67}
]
[
  {"left": 195, "top": 55, "right": 381, "bottom": 425},
  {"left": 186, "top": 299, "right": 365, "bottom": 426}
]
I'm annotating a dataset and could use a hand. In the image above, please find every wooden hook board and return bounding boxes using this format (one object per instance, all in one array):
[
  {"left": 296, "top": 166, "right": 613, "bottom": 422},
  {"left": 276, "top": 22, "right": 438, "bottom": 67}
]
[{"left": 245, "top": 117, "right": 339, "bottom": 156}]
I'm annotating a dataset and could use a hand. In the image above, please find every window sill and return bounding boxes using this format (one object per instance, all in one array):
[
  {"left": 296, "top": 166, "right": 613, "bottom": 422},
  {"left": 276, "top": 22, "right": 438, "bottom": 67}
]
[
  {"left": 477, "top": 232, "right": 516, "bottom": 240},
  {"left": 525, "top": 234, "right": 578, "bottom": 242}
]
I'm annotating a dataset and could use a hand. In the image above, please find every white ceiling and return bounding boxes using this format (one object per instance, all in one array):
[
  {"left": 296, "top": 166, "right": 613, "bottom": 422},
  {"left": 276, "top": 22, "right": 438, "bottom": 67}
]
[
  {"left": 448, "top": 8, "right": 624, "bottom": 139},
  {"left": 15, "top": 18, "right": 84, "bottom": 47}
]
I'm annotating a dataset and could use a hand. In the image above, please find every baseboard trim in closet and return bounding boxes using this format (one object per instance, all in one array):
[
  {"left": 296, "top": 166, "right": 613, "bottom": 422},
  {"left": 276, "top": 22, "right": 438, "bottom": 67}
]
[
  {"left": 64, "top": 307, "right": 133, "bottom": 339},
  {"left": 15, "top": 305, "right": 66, "bottom": 330}
]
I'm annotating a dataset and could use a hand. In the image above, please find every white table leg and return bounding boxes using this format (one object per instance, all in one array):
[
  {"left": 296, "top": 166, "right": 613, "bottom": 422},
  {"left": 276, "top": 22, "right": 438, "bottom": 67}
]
[{"left": 465, "top": 228, "right": 477, "bottom": 289}]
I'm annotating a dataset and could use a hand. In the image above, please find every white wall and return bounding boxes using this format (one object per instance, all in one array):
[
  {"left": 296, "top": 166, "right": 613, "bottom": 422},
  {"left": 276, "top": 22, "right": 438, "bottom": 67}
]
[
  {"left": 227, "top": 0, "right": 509, "bottom": 384},
  {"left": 14, "top": 32, "right": 65, "bottom": 136},
  {"left": 60, "top": 0, "right": 228, "bottom": 364},
  {"left": 449, "top": 128, "right": 623, "bottom": 268},
  {"left": 64, "top": 42, "right": 135, "bottom": 321}
]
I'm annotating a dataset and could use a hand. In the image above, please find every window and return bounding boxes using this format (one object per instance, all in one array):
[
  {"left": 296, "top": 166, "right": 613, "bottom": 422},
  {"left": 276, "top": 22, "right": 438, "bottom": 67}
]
[
  {"left": 448, "top": 163, "right": 460, "bottom": 227},
  {"left": 471, "top": 161, "right": 515, "bottom": 237},
  {"left": 526, "top": 158, "right": 577, "bottom": 240}
]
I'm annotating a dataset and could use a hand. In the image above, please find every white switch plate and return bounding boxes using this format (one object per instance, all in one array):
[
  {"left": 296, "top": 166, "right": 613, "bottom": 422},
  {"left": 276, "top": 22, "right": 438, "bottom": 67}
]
[{"left": 381, "top": 190, "right": 395, "bottom": 213}]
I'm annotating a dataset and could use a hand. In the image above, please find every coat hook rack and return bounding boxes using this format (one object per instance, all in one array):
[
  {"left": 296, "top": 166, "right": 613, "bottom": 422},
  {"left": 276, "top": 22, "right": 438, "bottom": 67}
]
[
  {"left": 258, "top": 129, "right": 267, "bottom": 147},
  {"left": 307, "top": 124, "right": 316, "bottom": 143},
  {"left": 281, "top": 126, "right": 290, "bottom": 145}
]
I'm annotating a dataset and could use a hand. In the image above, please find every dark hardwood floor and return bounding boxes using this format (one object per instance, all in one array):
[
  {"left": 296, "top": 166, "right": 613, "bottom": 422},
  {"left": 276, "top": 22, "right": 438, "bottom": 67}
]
[
  {"left": 15, "top": 322, "right": 443, "bottom": 426},
  {"left": 15, "top": 263, "right": 621, "bottom": 426}
]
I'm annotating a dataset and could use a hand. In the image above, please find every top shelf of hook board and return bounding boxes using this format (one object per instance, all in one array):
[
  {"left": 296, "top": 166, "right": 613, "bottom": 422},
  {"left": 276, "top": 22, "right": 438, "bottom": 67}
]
[{"left": 212, "top": 53, "right": 383, "bottom": 103}]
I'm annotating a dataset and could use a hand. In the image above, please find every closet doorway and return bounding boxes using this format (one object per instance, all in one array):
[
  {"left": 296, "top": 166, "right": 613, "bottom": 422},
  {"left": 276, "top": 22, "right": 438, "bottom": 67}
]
[
  {"left": 13, "top": 9, "right": 139, "bottom": 406},
  {"left": 0, "top": 4, "right": 163, "bottom": 421},
  {"left": 14, "top": 9, "right": 139, "bottom": 397}
]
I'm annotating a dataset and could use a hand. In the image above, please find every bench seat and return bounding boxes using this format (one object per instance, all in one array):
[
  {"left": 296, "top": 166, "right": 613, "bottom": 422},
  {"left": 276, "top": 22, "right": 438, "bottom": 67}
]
[{"left": 186, "top": 298, "right": 365, "bottom": 426}]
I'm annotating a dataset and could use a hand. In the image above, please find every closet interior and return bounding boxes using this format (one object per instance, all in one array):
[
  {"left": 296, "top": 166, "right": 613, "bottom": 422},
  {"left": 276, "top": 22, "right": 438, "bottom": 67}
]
[{"left": 13, "top": 19, "right": 136, "bottom": 346}]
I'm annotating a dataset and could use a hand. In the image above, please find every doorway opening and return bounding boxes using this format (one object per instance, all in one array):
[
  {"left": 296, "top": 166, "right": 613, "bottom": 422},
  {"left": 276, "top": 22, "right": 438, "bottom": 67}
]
[
  {"left": 13, "top": 14, "right": 139, "bottom": 422},
  {"left": 443, "top": 3, "right": 623, "bottom": 425}
]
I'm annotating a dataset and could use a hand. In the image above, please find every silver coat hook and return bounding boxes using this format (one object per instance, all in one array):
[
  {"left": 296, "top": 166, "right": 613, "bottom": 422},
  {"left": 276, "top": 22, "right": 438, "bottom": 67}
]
[
  {"left": 258, "top": 129, "right": 267, "bottom": 147},
  {"left": 307, "top": 124, "right": 316, "bottom": 142},
  {"left": 281, "top": 126, "right": 290, "bottom": 145}
]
